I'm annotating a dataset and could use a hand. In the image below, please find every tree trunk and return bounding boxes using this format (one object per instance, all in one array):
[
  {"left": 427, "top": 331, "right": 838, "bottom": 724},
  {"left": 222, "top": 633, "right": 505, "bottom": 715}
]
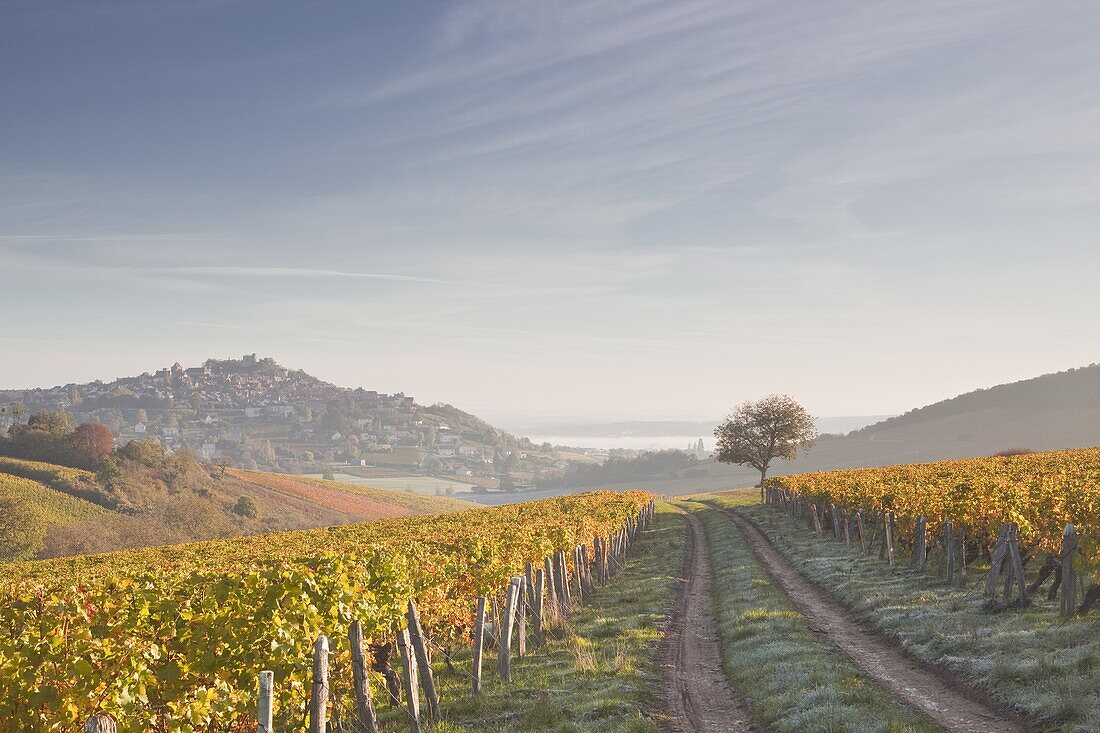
[{"left": 758, "top": 465, "right": 768, "bottom": 500}]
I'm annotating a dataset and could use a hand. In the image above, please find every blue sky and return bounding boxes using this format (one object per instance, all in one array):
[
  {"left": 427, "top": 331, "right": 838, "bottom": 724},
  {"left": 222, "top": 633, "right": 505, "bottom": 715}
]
[{"left": 3, "top": 1, "right": 1100, "bottom": 424}]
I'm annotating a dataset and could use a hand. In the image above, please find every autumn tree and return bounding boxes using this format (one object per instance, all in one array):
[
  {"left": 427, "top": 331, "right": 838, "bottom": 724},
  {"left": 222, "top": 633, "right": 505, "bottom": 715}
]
[
  {"left": 66, "top": 423, "right": 115, "bottom": 469},
  {"left": 25, "top": 410, "right": 74, "bottom": 435},
  {"left": 714, "top": 394, "right": 817, "bottom": 496},
  {"left": 214, "top": 455, "right": 235, "bottom": 477},
  {"left": 9, "top": 403, "right": 28, "bottom": 422}
]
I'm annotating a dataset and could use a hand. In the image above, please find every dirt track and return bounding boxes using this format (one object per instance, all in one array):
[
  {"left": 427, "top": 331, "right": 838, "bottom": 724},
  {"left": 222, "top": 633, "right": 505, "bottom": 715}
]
[
  {"left": 657, "top": 509, "right": 756, "bottom": 732},
  {"left": 724, "top": 507, "right": 1031, "bottom": 733}
]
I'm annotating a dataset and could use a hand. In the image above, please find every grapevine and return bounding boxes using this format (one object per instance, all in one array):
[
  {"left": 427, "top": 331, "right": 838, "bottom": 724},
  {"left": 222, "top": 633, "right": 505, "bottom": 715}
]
[
  {"left": 766, "top": 447, "right": 1100, "bottom": 580},
  {"left": 0, "top": 490, "right": 650, "bottom": 732}
]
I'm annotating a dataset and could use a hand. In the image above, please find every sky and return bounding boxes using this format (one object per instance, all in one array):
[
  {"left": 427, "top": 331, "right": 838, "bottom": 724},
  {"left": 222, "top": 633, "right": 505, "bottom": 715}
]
[{"left": 3, "top": 1, "right": 1100, "bottom": 426}]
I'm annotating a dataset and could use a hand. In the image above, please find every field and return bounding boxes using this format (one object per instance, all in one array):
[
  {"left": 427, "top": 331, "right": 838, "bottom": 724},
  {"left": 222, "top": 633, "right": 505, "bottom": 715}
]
[
  {"left": 227, "top": 468, "right": 473, "bottom": 517},
  {"left": 310, "top": 471, "right": 478, "bottom": 497},
  {"left": 0, "top": 490, "right": 650, "bottom": 731},
  {"left": 0, "top": 473, "right": 106, "bottom": 524},
  {"left": 0, "top": 455, "right": 105, "bottom": 504},
  {"left": 0, "top": 473, "right": 109, "bottom": 560},
  {"left": 7, "top": 445, "right": 1100, "bottom": 733},
  {"left": 419, "top": 502, "right": 684, "bottom": 733},
  {"left": 765, "top": 446, "right": 1100, "bottom": 580},
  {"left": 715, "top": 493, "right": 1100, "bottom": 732}
]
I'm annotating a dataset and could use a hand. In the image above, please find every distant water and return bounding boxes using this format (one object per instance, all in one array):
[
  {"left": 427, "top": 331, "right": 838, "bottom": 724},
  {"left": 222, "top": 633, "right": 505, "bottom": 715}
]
[
  {"left": 517, "top": 416, "right": 895, "bottom": 452},
  {"left": 527, "top": 434, "right": 710, "bottom": 451}
]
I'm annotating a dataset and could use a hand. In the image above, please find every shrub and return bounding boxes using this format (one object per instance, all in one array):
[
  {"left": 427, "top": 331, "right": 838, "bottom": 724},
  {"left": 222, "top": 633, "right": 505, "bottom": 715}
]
[
  {"left": 232, "top": 495, "right": 259, "bottom": 519},
  {"left": 992, "top": 447, "right": 1035, "bottom": 457}
]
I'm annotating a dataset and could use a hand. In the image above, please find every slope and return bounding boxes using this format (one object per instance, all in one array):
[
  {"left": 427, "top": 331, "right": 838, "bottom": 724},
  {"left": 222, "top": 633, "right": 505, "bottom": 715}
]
[
  {"left": 223, "top": 467, "right": 474, "bottom": 519},
  {"left": 559, "top": 363, "right": 1100, "bottom": 494},
  {"left": 0, "top": 473, "right": 110, "bottom": 560}
]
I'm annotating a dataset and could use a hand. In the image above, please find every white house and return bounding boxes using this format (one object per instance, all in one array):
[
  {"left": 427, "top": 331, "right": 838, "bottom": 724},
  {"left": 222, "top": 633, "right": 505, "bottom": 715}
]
[{"left": 134, "top": 422, "right": 147, "bottom": 435}]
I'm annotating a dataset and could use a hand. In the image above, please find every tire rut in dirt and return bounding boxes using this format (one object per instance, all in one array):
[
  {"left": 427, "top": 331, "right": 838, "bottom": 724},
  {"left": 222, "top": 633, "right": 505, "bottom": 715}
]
[
  {"left": 658, "top": 508, "right": 756, "bottom": 732},
  {"left": 725, "top": 507, "right": 1032, "bottom": 733}
]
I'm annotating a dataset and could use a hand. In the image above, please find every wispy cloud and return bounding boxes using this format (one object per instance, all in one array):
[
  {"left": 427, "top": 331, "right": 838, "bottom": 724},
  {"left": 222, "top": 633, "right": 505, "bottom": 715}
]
[
  {"left": 139, "top": 266, "right": 463, "bottom": 285},
  {"left": 6, "top": 1, "right": 1100, "bottom": 418}
]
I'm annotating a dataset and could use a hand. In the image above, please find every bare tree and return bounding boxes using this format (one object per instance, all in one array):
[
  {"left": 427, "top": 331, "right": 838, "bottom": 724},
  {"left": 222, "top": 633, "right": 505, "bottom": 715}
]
[{"left": 714, "top": 394, "right": 817, "bottom": 497}]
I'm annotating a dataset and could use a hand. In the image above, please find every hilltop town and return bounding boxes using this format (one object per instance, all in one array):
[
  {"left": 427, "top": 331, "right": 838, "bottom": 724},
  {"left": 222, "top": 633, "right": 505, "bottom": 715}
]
[{"left": 0, "top": 355, "right": 574, "bottom": 487}]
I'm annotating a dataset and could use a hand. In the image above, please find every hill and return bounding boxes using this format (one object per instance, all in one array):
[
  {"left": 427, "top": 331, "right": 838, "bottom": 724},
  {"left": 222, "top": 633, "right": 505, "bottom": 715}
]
[
  {"left": 0, "top": 354, "right": 563, "bottom": 485},
  {"left": 0, "top": 472, "right": 109, "bottom": 561},
  {"left": 558, "top": 363, "right": 1100, "bottom": 494},
  {"left": 223, "top": 468, "right": 474, "bottom": 517},
  {"left": 0, "top": 454, "right": 474, "bottom": 561}
]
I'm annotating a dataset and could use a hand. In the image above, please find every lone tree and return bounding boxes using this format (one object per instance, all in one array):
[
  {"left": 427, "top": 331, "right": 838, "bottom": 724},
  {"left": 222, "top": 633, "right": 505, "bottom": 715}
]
[{"left": 714, "top": 394, "right": 817, "bottom": 496}]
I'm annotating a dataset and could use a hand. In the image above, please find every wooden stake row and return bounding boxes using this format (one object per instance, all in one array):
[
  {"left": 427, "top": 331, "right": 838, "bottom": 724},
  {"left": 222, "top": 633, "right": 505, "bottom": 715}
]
[
  {"left": 765, "top": 486, "right": 1090, "bottom": 616},
  {"left": 81, "top": 501, "right": 657, "bottom": 733}
]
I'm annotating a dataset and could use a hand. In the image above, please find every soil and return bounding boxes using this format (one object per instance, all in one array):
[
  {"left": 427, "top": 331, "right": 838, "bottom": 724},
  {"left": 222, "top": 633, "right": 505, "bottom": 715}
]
[
  {"left": 725, "top": 507, "right": 1033, "bottom": 733},
  {"left": 657, "top": 508, "right": 756, "bottom": 732}
]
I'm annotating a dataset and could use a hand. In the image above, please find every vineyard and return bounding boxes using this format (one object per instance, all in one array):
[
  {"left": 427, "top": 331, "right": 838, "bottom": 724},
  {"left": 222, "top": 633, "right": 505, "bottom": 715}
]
[
  {"left": 0, "top": 490, "right": 650, "bottom": 732},
  {"left": 0, "top": 473, "right": 109, "bottom": 561},
  {"left": 224, "top": 469, "right": 472, "bottom": 518},
  {"left": 0, "top": 456, "right": 105, "bottom": 505},
  {"left": 766, "top": 447, "right": 1100, "bottom": 583}
]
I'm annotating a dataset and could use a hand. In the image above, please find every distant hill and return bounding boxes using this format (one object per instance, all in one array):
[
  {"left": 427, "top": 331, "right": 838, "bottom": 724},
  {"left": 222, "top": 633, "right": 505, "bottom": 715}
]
[
  {"left": 0, "top": 456, "right": 474, "bottom": 561},
  {"left": 559, "top": 363, "right": 1100, "bottom": 494},
  {"left": 0, "top": 355, "right": 563, "bottom": 483},
  {"left": 853, "top": 364, "right": 1100, "bottom": 446}
]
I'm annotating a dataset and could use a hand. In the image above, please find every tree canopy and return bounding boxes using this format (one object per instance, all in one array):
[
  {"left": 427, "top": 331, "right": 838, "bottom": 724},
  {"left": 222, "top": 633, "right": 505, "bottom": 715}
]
[{"left": 714, "top": 394, "right": 817, "bottom": 493}]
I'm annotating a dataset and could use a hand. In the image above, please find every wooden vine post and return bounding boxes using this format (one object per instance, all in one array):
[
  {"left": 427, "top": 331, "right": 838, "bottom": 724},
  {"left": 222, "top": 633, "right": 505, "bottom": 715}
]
[
  {"left": 396, "top": 628, "right": 423, "bottom": 733},
  {"left": 533, "top": 567, "right": 546, "bottom": 645},
  {"left": 944, "top": 520, "right": 955, "bottom": 583},
  {"left": 472, "top": 596, "right": 487, "bottom": 695},
  {"left": 573, "top": 546, "right": 585, "bottom": 601},
  {"left": 525, "top": 561, "right": 536, "bottom": 611},
  {"left": 556, "top": 550, "right": 572, "bottom": 606},
  {"left": 348, "top": 622, "right": 380, "bottom": 733},
  {"left": 547, "top": 555, "right": 561, "bottom": 622},
  {"left": 912, "top": 515, "right": 927, "bottom": 572},
  {"left": 581, "top": 544, "right": 594, "bottom": 594},
  {"left": 957, "top": 526, "right": 967, "bottom": 579},
  {"left": 984, "top": 524, "right": 1011, "bottom": 597},
  {"left": 1061, "top": 524, "right": 1079, "bottom": 616},
  {"left": 516, "top": 575, "right": 528, "bottom": 657},
  {"left": 884, "top": 511, "right": 896, "bottom": 566},
  {"left": 85, "top": 716, "right": 116, "bottom": 733},
  {"left": 257, "top": 670, "right": 275, "bottom": 733},
  {"left": 856, "top": 510, "right": 867, "bottom": 553},
  {"left": 309, "top": 636, "right": 329, "bottom": 733},
  {"left": 406, "top": 600, "right": 441, "bottom": 722},
  {"left": 1007, "top": 524, "right": 1027, "bottom": 604},
  {"left": 499, "top": 577, "right": 521, "bottom": 683}
]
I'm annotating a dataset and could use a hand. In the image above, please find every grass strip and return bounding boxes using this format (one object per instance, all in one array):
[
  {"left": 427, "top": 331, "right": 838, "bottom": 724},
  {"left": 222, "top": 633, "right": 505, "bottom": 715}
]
[
  {"left": 707, "top": 491, "right": 1100, "bottom": 733},
  {"left": 377, "top": 502, "right": 685, "bottom": 732},
  {"left": 680, "top": 497, "right": 944, "bottom": 733}
]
